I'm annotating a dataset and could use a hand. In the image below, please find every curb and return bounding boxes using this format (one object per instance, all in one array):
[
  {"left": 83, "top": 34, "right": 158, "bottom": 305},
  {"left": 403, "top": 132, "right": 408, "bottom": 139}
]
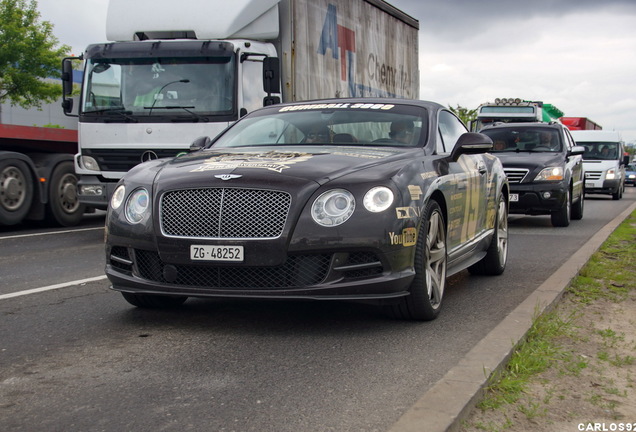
[{"left": 388, "top": 200, "right": 636, "bottom": 432}]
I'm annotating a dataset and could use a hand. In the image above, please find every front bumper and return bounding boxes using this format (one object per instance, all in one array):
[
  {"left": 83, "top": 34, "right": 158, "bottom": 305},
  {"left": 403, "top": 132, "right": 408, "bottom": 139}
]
[
  {"left": 584, "top": 178, "right": 622, "bottom": 194},
  {"left": 508, "top": 182, "right": 568, "bottom": 215},
  {"left": 106, "top": 245, "right": 415, "bottom": 301},
  {"left": 78, "top": 175, "right": 119, "bottom": 210}
]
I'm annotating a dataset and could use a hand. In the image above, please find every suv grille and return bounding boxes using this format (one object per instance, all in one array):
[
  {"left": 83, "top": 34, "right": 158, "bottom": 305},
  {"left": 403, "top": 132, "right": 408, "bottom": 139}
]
[
  {"left": 504, "top": 168, "right": 529, "bottom": 184},
  {"left": 161, "top": 188, "right": 291, "bottom": 238}
]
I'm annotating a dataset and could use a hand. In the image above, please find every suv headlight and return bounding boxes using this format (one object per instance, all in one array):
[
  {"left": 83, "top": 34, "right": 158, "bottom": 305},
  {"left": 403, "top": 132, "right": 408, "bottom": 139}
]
[
  {"left": 535, "top": 167, "right": 564, "bottom": 181},
  {"left": 311, "top": 189, "right": 355, "bottom": 227}
]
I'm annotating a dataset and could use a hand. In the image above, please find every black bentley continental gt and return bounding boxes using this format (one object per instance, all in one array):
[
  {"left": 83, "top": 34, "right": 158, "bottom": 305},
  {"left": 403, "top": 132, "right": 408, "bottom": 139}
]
[{"left": 105, "top": 99, "right": 509, "bottom": 320}]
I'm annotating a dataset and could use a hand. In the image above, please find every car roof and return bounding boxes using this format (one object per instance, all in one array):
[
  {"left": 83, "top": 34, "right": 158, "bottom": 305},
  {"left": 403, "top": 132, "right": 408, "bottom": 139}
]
[{"left": 253, "top": 98, "right": 446, "bottom": 112}]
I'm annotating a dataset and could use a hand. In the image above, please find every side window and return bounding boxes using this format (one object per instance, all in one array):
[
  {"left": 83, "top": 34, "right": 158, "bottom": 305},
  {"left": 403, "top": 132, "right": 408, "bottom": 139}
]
[
  {"left": 564, "top": 129, "right": 575, "bottom": 150},
  {"left": 242, "top": 60, "right": 267, "bottom": 114},
  {"left": 438, "top": 110, "right": 468, "bottom": 153}
]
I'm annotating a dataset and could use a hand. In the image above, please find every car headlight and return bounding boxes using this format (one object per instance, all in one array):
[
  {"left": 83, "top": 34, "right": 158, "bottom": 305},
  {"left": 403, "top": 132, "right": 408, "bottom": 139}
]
[
  {"left": 311, "top": 189, "right": 355, "bottom": 227},
  {"left": 606, "top": 169, "right": 616, "bottom": 180},
  {"left": 535, "top": 167, "right": 564, "bottom": 181},
  {"left": 628, "top": 174, "right": 636, "bottom": 179},
  {"left": 111, "top": 185, "right": 126, "bottom": 210},
  {"left": 363, "top": 186, "right": 394, "bottom": 212},
  {"left": 125, "top": 188, "right": 150, "bottom": 224}
]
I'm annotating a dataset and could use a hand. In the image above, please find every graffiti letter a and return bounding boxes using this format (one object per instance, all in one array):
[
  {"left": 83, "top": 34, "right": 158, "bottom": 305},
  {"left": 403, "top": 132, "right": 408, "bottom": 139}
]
[{"left": 317, "top": 3, "right": 339, "bottom": 59}]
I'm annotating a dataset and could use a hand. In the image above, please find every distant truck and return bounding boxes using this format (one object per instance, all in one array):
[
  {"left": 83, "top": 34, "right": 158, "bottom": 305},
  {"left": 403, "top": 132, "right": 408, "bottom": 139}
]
[
  {"left": 472, "top": 98, "right": 563, "bottom": 131},
  {"left": 571, "top": 130, "right": 629, "bottom": 200},
  {"left": 61, "top": 0, "right": 420, "bottom": 210},
  {"left": 560, "top": 117, "right": 602, "bottom": 131}
]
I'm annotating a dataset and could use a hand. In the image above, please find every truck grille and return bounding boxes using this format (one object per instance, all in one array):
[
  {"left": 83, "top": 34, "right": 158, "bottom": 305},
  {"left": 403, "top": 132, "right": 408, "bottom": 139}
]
[
  {"left": 82, "top": 149, "right": 184, "bottom": 172},
  {"left": 585, "top": 171, "right": 603, "bottom": 181},
  {"left": 503, "top": 168, "right": 529, "bottom": 184},
  {"left": 160, "top": 188, "right": 291, "bottom": 238}
]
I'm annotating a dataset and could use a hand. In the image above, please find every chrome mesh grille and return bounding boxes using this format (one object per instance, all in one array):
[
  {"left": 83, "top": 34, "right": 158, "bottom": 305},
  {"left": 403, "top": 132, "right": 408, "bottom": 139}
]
[
  {"left": 161, "top": 188, "right": 291, "bottom": 238},
  {"left": 503, "top": 168, "right": 529, "bottom": 184}
]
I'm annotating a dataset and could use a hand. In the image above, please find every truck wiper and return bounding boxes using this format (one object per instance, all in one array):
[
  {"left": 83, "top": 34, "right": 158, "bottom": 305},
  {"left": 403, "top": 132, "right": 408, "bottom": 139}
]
[
  {"left": 86, "top": 107, "right": 138, "bottom": 123},
  {"left": 142, "top": 105, "right": 208, "bottom": 122}
]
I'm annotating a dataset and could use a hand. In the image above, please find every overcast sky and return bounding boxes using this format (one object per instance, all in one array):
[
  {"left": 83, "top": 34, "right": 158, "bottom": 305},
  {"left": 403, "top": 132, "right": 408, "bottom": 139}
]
[{"left": 36, "top": 0, "right": 636, "bottom": 143}]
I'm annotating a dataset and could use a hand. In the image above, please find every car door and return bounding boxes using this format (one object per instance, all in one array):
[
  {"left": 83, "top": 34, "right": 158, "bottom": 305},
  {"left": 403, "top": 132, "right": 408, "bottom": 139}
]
[
  {"left": 437, "top": 110, "right": 489, "bottom": 253},
  {"left": 564, "top": 128, "right": 584, "bottom": 199}
]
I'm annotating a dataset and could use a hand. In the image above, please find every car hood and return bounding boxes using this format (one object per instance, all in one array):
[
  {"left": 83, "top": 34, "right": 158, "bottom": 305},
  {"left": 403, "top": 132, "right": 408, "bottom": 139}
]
[
  {"left": 147, "top": 145, "right": 419, "bottom": 187},
  {"left": 493, "top": 151, "right": 564, "bottom": 169}
]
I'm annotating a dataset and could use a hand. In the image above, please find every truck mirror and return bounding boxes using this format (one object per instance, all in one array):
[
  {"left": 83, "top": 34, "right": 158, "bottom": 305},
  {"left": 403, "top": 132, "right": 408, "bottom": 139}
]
[
  {"left": 263, "top": 96, "right": 280, "bottom": 107},
  {"left": 263, "top": 57, "right": 280, "bottom": 95},
  {"left": 62, "top": 59, "right": 74, "bottom": 97}
]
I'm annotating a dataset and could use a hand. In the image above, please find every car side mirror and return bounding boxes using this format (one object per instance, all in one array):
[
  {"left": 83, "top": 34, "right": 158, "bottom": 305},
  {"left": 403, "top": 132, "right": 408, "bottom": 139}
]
[
  {"left": 450, "top": 132, "right": 493, "bottom": 161},
  {"left": 190, "top": 136, "right": 212, "bottom": 152},
  {"left": 569, "top": 145, "right": 585, "bottom": 156}
]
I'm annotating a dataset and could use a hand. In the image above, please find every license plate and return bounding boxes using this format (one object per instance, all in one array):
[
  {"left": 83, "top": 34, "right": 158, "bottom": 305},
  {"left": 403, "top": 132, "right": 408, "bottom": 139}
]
[
  {"left": 509, "top": 193, "right": 519, "bottom": 202},
  {"left": 190, "top": 245, "right": 244, "bottom": 262},
  {"left": 585, "top": 182, "right": 594, "bottom": 188}
]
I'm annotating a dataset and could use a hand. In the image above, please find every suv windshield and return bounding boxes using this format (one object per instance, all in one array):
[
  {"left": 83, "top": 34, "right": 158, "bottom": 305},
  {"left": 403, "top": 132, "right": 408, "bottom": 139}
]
[
  {"left": 212, "top": 103, "right": 428, "bottom": 148},
  {"left": 481, "top": 127, "right": 562, "bottom": 152},
  {"left": 579, "top": 142, "right": 620, "bottom": 160},
  {"left": 81, "top": 56, "right": 235, "bottom": 118}
]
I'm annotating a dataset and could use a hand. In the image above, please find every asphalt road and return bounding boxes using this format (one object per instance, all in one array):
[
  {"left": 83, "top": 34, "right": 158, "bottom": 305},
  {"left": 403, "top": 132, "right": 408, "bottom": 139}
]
[{"left": 1, "top": 190, "right": 635, "bottom": 432}]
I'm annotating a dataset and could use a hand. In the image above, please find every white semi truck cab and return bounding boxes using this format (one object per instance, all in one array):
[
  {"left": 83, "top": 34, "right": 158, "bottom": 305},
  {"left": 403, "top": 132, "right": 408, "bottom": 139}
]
[
  {"left": 61, "top": 0, "right": 419, "bottom": 209},
  {"left": 571, "top": 130, "right": 629, "bottom": 200}
]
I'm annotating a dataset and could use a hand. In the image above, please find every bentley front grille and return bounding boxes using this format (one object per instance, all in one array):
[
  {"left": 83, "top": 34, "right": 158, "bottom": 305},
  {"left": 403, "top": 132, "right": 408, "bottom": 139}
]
[{"left": 161, "top": 188, "right": 291, "bottom": 239}]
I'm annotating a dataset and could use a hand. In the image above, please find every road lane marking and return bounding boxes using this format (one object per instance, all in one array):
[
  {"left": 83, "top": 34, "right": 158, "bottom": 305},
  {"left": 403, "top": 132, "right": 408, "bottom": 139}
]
[
  {"left": 0, "top": 276, "right": 108, "bottom": 300},
  {"left": 0, "top": 226, "right": 104, "bottom": 240}
]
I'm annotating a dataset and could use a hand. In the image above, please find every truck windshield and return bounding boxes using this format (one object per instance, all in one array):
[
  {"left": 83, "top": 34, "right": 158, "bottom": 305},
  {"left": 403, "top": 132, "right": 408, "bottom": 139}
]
[
  {"left": 81, "top": 56, "right": 235, "bottom": 119},
  {"left": 580, "top": 142, "right": 620, "bottom": 160}
]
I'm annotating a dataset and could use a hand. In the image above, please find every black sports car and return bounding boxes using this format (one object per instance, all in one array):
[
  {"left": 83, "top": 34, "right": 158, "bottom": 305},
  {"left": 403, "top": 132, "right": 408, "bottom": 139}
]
[{"left": 105, "top": 98, "right": 509, "bottom": 320}]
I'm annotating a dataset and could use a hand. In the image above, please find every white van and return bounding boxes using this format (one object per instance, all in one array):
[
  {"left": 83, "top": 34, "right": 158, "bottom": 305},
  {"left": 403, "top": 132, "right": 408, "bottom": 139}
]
[{"left": 571, "top": 130, "right": 629, "bottom": 200}]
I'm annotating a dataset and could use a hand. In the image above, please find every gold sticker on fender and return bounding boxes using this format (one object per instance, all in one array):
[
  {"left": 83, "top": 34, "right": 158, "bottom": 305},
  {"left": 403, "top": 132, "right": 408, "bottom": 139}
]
[{"left": 389, "top": 227, "right": 417, "bottom": 246}]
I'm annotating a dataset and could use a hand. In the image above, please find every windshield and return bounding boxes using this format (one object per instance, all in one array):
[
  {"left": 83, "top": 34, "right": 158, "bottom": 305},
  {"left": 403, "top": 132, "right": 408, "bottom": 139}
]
[
  {"left": 211, "top": 103, "right": 428, "bottom": 149},
  {"left": 578, "top": 142, "right": 620, "bottom": 160},
  {"left": 481, "top": 127, "right": 562, "bottom": 152},
  {"left": 81, "top": 56, "right": 235, "bottom": 118}
]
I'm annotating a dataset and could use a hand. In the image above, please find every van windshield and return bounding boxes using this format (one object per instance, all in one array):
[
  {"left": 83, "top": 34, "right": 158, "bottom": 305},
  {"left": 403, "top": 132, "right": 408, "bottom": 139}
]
[{"left": 580, "top": 142, "right": 620, "bottom": 160}]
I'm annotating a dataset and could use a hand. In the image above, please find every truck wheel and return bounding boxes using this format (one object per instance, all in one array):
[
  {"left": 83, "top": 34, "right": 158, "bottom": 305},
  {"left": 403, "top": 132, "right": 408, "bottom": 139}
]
[
  {"left": 0, "top": 159, "right": 34, "bottom": 226},
  {"left": 612, "top": 183, "right": 623, "bottom": 200},
  {"left": 386, "top": 200, "right": 447, "bottom": 321},
  {"left": 121, "top": 292, "right": 188, "bottom": 308},
  {"left": 468, "top": 193, "right": 508, "bottom": 275},
  {"left": 45, "top": 161, "right": 86, "bottom": 227},
  {"left": 551, "top": 189, "right": 571, "bottom": 227}
]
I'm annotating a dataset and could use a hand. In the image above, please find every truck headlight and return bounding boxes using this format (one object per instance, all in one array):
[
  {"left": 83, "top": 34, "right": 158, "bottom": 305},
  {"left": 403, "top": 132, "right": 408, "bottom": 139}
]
[
  {"left": 125, "top": 188, "right": 150, "bottom": 224},
  {"left": 606, "top": 169, "right": 616, "bottom": 180},
  {"left": 80, "top": 156, "right": 100, "bottom": 171},
  {"left": 363, "top": 186, "right": 394, "bottom": 212},
  {"left": 311, "top": 189, "right": 355, "bottom": 227},
  {"left": 535, "top": 167, "right": 564, "bottom": 181}
]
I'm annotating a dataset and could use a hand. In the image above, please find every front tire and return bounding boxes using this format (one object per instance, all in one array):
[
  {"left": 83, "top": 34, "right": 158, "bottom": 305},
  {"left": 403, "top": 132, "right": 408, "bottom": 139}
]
[
  {"left": 551, "top": 189, "right": 571, "bottom": 227},
  {"left": 468, "top": 193, "right": 508, "bottom": 275},
  {"left": 121, "top": 292, "right": 188, "bottom": 308},
  {"left": 387, "top": 200, "right": 447, "bottom": 321}
]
